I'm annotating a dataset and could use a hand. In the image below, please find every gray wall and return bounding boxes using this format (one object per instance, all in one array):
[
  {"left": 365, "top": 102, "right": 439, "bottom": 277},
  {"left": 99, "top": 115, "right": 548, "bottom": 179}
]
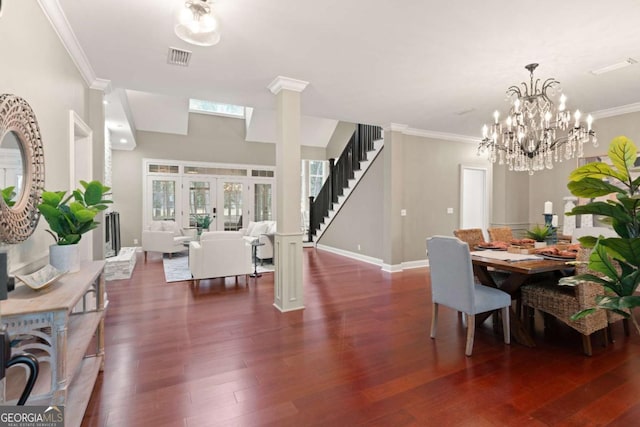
[
  {"left": 113, "top": 112, "right": 324, "bottom": 246},
  {"left": 526, "top": 111, "right": 640, "bottom": 228},
  {"left": 1, "top": 1, "right": 89, "bottom": 272},
  {"left": 318, "top": 150, "right": 384, "bottom": 258},
  {"left": 318, "top": 132, "right": 490, "bottom": 264},
  {"left": 402, "top": 135, "right": 490, "bottom": 262},
  {"left": 326, "top": 122, "right": 356, "bottom": 160}
]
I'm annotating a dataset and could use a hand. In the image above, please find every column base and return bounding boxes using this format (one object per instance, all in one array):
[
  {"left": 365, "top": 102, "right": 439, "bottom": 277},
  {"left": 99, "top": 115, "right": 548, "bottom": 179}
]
[{"left": 273, "top": 232, "right": 304, "bottom": 312}]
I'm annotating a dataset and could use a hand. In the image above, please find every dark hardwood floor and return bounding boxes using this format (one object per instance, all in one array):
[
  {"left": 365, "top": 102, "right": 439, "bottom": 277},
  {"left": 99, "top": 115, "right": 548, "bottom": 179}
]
[{"left": 81, "top": 248, "right": 640, "bottom": 426}]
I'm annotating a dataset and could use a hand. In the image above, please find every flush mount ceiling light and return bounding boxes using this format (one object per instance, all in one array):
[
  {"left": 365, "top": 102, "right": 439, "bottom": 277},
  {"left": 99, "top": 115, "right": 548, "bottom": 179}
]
[
  {"left": 478, "top": 63, "right": 597, "bottom": 174},
  {"left": 175, "top": 0, "right": 220, "bottom": 47}
]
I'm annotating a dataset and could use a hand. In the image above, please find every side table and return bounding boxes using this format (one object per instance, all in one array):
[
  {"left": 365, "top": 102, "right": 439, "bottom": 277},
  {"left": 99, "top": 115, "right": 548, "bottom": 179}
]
[{"left": 250, "top": 239, "right": 265, "bottom": 278}]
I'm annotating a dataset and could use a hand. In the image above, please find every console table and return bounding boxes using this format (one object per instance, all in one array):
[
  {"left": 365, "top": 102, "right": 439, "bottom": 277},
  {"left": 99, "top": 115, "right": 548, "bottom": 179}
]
[{"left": 0, "top": 261, "right": 107, "bottom": 427}]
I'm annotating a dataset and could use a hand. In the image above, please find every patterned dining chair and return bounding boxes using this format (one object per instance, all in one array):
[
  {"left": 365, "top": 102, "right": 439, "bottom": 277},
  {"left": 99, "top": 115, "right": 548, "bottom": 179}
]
[
  {"left": 426, "top": 235, "right": 511, "bottom": 356},
  {"left": 488, "top": 226, "right": 513, "bottom": 243},
  {"left": 453, "top": 228, "right": 485, "bottom": 250},
  {"left": 520, "top": 247, "right": 611, "bottom": 356}
]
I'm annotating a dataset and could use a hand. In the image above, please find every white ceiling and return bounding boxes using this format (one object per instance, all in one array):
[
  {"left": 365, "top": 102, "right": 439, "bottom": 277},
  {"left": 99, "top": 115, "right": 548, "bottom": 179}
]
[{"left": 54, "top": 0, "right": 640, "bottom": 147}]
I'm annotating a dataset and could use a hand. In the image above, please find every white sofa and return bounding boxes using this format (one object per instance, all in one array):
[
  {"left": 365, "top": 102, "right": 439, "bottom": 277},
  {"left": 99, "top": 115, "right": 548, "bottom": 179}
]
[
  {"left": 189, "top": 231, "right": 252, "bottom": 286},
  {"left": 240, "top": 221, "right": 277, "bottom": 263},
  {"left": 142, "top": 221, "right": 194, "bottom": 261}
]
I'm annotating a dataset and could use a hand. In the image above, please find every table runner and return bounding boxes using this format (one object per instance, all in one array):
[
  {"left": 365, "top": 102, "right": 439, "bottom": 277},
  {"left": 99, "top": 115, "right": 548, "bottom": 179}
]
[{"left": 470, "top": 250, "right": 542, "bottom": 262}]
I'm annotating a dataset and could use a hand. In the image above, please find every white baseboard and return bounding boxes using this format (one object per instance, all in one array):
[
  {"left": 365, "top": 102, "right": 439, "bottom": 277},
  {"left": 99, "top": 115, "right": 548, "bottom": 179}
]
[
  {"left": 316, "top": 244, "right": 428, "bottom": 272},
  {"left": 401, "top": 259, "right": 428, "bottom": 270},
  {"left": 316, "top": 244, "right": 383, "bottom": 267},
  {"left": 381, "top": 263, "right": 402, "bottom": 273}
]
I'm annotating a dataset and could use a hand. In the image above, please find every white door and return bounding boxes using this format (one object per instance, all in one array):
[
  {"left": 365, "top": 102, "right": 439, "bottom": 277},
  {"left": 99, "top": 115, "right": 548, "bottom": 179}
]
[
  {"left": 218, "top": 179, "right": 245, "bottom": 231},
  {"left": 145, "top": 175, "right": 182, "bottom": 228},
  {"left": 460, "top": 165, "right": 490, "bottom": 232},
  {"left": 182, "top": 177, "right": 218, "bottom": 230},
  {"left": 252, "top": 180, "right": 274, "bottom": 222}
]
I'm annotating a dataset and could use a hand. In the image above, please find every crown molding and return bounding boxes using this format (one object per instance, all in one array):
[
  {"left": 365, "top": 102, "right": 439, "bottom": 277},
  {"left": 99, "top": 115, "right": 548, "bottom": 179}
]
[
  {"left": 267, "top": 76, "right": 309, "bottom": 95},
  {"left": 402, "top": 128, "right": 480, "bottom": 144},
  {"left": 37, "top": 0, "right": 103, "bottom": 89},
  {"left": 383, "top": 123, "right": 409, "bottom": 133},
  {"left": 590, "top": 102, "right": 640, "bottom": 120},
  {"left": 91, "top": 78, "right": 112, "bottom": 92},
  {"left": 382, "top": 123, "right": 479, "bottom": 144}
]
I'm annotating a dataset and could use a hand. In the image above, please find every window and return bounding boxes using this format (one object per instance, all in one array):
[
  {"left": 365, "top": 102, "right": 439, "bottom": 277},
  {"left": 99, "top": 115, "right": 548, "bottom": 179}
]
[
  {"left": 309, "top": 161, "right": 326, "bottom": 198},
  {"left": 301, "top": 160, "right": 329, "bottom": 238},
  {"left": 189, "top": 99, "right": 245, "bottom": 118}
]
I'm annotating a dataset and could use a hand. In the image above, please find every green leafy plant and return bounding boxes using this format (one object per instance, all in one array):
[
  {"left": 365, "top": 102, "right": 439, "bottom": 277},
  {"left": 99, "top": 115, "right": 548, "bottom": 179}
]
[
  {"left": 1, "top": 186, "right": 16, "bottom": 207},
  {"left": 37, "top": 180, "right": 112, "bottom": 245},
  {"left": 195, "top": 214, "right": 212, "bottom": 230},
  {"left": 526, "top": 224, "right": 551, "bottom": 242},
  {"left": 560, "top": 136, "right": 640, "bottom": 334}
]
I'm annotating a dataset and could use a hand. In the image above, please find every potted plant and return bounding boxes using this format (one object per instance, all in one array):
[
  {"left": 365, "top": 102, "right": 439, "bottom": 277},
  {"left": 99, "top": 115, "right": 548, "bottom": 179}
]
[
  {"left": 560, "top": 136, "right": 640, "bottom": 334},
  {"left": 194, "top": 214, "right": 212, "bottom": 235},
  {"left": 526, "top": 224, "right": 551, "bottom": 248},
  {"left": 37, "top": 180, "right": 112, "bottom": 272}
]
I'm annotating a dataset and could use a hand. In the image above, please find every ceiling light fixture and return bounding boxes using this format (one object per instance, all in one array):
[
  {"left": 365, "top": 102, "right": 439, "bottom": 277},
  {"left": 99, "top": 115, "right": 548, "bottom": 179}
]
[
  {"left": 175, "top": 0, "right": 220, "bottom": 47},
  {"left": 590, "top": 58, "right": 637, "bottom": 75},
  {"left": 478, "top": 63, "right": 597, "bottom": 174}
]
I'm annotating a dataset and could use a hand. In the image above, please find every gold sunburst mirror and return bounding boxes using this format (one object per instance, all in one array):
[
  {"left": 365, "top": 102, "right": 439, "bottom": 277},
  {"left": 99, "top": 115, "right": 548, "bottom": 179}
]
[{"left": 0, "top": 94, "right": 45, "bottom": 243}]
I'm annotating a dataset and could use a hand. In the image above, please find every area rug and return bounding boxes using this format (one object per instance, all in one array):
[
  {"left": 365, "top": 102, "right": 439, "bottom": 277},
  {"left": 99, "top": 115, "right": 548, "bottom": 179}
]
[{"left": 162, "top": 252, "right": 274, "bottom": 283}]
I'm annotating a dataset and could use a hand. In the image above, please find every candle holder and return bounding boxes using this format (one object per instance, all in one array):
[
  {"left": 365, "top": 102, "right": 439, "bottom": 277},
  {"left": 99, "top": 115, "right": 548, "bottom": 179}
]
[{"left": 543, "top": 214, "right": 558, "bottom": 244}]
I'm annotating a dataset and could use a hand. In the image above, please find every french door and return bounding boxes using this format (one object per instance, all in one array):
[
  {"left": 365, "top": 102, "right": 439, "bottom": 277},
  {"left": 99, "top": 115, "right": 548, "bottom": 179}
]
[
  {"left": 144, "top": 164, "right": 275, "bottom": 232},
  {"left": 180, "top": 178, "right": 272, "bottom": 231},
  {"left": 145, "top": 175, "right": 181, "bottom": 226}
]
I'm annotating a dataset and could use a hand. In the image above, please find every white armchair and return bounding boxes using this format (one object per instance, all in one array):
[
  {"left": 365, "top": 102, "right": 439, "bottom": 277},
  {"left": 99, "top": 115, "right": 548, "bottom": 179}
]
[
  {"left": 240, "top": 221, "right": 276, "bottom": 263},
  {"left": 189, "top": 231, "right": 252, "bottom": 286},
  {"left": 142, "top": 221, "right": 193, "bottom": 261}
]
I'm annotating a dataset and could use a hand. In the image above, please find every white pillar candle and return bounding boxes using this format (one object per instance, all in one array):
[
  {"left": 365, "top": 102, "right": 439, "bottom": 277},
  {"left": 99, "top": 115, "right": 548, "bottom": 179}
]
[
  {"left": 551, "top": 215, "right": 558, "bottom": 227},
  {"left": 544, "top": 201, "right": 553, "bottom": 214}
]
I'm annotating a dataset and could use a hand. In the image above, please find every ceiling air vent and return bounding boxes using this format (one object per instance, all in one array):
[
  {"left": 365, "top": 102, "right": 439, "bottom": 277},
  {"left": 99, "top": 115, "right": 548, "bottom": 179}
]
[{"left": 167, "top": 47, "right": 192, "bottom": 67}]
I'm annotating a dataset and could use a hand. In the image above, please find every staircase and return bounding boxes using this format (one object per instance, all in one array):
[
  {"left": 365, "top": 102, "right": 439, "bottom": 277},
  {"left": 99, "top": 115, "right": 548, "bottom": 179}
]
[{"left": 309, "top": 124, "right": 383, "bottom": 243}]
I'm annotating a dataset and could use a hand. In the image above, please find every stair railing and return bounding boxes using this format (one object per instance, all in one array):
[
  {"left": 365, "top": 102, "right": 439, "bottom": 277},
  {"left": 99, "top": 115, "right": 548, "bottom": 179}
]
[{"left": 308, "top": 124, "right": 382, "bottom": 241}]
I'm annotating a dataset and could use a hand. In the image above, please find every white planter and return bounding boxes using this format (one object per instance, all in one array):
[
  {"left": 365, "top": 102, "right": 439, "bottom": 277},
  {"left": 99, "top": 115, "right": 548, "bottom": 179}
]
[
  {"left": 534, "top": 241, "right": 547, "bottom": 249},
  {"left": 49, "top": 244, "right": 80, "bottom": 273}
]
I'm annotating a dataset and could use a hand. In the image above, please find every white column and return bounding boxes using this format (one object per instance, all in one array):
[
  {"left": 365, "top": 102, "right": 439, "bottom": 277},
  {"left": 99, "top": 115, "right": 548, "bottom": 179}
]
[{"left": 268, "top": 76, "right": 308, "bottom": 312}]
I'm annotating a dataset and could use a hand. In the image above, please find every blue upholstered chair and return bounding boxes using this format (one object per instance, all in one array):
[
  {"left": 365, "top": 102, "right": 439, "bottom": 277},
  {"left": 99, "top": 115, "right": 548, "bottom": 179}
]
[{"left": 426, "top": 235, "right": 511, "bottom": 356}]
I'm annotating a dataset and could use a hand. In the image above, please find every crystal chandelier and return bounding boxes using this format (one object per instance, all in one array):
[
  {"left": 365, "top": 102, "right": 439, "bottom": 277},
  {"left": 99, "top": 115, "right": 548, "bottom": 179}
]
[
  {"left": 175, "top": 0, "right": 220, "bottom": 47},
  {"left": 478, "top": 63, "right": 597, "bottom": 174}
]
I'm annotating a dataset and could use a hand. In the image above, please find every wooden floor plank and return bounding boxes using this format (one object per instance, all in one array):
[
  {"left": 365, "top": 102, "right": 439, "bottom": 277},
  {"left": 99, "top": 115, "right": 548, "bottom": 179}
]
[{"left": 79, "top": 248, "right": 640, "bottom": 426}]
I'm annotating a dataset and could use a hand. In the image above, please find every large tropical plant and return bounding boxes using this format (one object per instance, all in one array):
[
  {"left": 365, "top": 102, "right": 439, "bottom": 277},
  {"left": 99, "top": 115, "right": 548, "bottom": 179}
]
[
  {"left": 37, "top": 180, "right": 112, "bottom": 245},
  {"left": 560, "top": 136, "right": 640, "bottom": 334}
]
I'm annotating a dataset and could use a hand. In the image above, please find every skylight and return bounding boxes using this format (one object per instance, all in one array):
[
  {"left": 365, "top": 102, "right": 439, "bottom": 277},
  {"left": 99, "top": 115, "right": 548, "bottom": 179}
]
[{"left": 189, "top": 99, "right": 245, "bottom": 118}]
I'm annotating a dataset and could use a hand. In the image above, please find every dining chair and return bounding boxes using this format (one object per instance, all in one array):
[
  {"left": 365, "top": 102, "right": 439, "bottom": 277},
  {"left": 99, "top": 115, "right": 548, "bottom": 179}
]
[
  {"left": 453, "top": 228, "right": 485, "bottom": 250},
  {"left": 426, "top": 235, "right": 511, "bottom": 356},
  {"left": 575, "top": 246, "right": 629, "bottom": 341},
  {"left": 488, "top": 226, "right": 513, "bottom": 243}
]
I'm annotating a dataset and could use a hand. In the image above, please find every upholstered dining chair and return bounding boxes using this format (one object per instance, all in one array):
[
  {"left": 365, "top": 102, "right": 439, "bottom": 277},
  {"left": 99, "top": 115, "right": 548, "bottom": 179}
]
[
  {"left": 453, "top": 228, "right": 485, "bottom": 250},
  {"left": 426, "top": 236, "right": 511, "bottom": 356},
  {"left": 488, "top": 226, "right": 513, "bottom": 243}
]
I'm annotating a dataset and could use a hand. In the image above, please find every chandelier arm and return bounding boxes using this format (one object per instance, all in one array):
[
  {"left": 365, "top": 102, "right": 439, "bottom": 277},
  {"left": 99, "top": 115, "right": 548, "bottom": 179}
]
[
  {"left": 479, "top": 64, "right": 597, "bottom": 173},
  {"left": 506, "top": 86, "right": 523, "bottom": 98}
]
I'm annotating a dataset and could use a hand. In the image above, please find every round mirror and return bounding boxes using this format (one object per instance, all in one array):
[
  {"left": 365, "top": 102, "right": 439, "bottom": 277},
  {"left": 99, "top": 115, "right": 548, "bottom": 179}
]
[
  {"left": 0, "top": 131, "right": 25, "bottom": 207},
  {"left": 0, "top": 94, "right": 45, "bottom": 244}
]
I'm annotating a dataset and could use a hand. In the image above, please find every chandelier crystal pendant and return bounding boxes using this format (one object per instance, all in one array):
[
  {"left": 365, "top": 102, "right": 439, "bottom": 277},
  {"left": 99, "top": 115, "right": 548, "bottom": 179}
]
[
  {"left": 478, "top": 63, "right": 597, "bottom": 174},
  {"left": 175, "top": 0, "right": 220, "bottom": 47}
]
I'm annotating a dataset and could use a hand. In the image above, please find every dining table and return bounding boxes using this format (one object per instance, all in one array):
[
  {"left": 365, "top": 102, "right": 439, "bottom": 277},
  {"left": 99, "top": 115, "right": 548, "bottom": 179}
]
[{"left": 470, "top": 250, "right": 574, "bottom": 347}]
